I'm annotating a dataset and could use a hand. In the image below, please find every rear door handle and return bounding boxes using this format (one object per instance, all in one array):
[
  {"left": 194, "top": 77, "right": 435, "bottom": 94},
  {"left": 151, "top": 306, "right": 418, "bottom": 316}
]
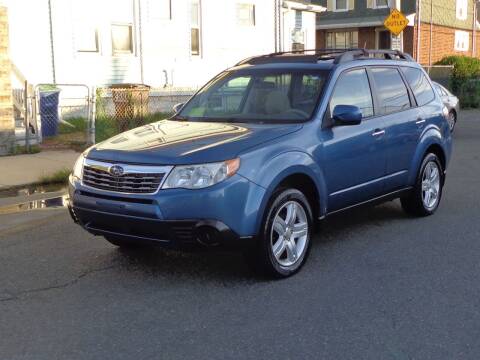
[
  {"left": 416, "top": 118, "right": 426, "bottom": 125},
  {"left": 372, "top": 129, "right": 385, "bottom": 137}
]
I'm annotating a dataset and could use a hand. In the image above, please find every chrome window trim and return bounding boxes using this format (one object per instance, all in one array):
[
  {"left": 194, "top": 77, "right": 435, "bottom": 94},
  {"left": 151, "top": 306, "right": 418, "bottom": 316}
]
[{"left": 81, "top": 159, "right": 173, "bottom": 195}]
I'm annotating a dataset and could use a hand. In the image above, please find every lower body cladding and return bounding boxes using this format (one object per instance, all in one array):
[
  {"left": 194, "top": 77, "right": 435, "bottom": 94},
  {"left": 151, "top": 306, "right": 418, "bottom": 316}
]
[{"left": 68, "top": 174, "right": 266, "bottom": 250}]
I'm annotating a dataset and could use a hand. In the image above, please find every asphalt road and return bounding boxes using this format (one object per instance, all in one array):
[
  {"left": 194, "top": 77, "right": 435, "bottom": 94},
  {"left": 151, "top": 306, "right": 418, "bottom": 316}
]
[{"left": 1, "top": 112, "right": 480, "bottom": 360}]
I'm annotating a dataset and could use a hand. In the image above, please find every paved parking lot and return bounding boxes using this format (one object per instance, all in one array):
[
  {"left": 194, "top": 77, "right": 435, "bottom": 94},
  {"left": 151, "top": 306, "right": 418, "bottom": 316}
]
[{"left": 1, "top": 111, "right": 480, "bottom": 360}]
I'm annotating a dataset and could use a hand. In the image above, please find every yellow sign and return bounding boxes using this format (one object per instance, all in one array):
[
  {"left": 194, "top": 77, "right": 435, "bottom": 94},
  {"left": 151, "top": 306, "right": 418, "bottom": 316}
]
[{"left": 384, "top": 9, "right": 408, "bottom": 36}]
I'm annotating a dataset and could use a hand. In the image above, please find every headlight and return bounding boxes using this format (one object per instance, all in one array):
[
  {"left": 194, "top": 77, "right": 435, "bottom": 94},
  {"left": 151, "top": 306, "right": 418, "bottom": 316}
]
[
  {"left": 72, "top": 155, "right": 84, "bottom": 180},
  {"left": 162, "top": 158, "right": 240, "bottom": 189}
]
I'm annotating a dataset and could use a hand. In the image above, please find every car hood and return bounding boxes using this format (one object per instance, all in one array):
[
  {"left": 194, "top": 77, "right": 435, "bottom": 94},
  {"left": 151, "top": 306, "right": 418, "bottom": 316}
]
[{"left": 86, "top": 120, "right": 302, "bottom": 165}]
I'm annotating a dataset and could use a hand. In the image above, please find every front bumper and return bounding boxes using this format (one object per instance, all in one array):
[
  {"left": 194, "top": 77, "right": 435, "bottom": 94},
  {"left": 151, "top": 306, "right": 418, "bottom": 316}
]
[
  {"left": 68, "top": 203, "right": 250, "bottom": 249},
  {"left": 68, "top": 173, "right": 265, "bottom": 249}
]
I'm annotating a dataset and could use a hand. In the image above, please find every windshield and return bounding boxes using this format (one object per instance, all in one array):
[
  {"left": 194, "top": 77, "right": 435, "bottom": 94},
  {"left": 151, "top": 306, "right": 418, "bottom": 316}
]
[{"left": 176, "top": 69, "right": 328, "bottom": 123}]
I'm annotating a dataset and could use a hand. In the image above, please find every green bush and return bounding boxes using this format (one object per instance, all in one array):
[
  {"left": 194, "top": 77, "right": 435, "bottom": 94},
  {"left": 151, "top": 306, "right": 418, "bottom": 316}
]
[{"left": 435, "top": 55, "right": 480, "bottom": 107}]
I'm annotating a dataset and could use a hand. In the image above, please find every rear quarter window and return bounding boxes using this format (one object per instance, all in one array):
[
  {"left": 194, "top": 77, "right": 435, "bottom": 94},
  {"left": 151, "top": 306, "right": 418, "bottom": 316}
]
[{"left": 402, "top": 67, "right": 436, "bottom": 106}]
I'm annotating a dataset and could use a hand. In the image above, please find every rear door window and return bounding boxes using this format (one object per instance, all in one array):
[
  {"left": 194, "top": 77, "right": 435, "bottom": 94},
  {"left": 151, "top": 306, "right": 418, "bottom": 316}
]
[
  {"left": 329, "top": 68, "right": 374, "bottom": 118},
  {"left": 402, "top": 67, "right": 436, "bottom": 106},
  {"left": 370, "top": 68, "right": 411, "bottom": 115}
]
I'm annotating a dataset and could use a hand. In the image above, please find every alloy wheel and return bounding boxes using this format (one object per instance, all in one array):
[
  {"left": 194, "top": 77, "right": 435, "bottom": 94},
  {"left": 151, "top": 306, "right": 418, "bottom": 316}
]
[
  {"left": 270, "top": 201, "right": 308, "bottom": 267},
  {"left": 421, "top": 161, "right": 441, "bottom": 210},
  {"left": 448, "top": 112, "right": 456, "bottom": 131}
]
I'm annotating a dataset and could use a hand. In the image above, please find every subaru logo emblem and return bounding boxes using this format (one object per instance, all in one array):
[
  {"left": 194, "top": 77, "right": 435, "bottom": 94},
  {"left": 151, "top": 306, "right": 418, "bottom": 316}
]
[{"left": 109, "top": 165, "right": 124, "bottom": 177}]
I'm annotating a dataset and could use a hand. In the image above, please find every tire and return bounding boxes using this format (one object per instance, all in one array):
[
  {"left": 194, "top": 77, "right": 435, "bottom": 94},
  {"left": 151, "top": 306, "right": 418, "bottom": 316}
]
[
  {"left": 401, "top": 153, "right": 444, "bottom": 217},
  {"left": 245, "top": 188, "right": 313, "bottom": 278},
  {"left": 448, "top": 111, "right": 457, "bottom": 133},
  {"left": 104, "top": 235, "right": 146, "bottom": 249}
]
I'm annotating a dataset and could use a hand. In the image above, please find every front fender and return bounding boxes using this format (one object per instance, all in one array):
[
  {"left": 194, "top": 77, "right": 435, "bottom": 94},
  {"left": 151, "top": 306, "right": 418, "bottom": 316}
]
[{"left": 238, "top": 150, "right": 327, "bottom": 233}]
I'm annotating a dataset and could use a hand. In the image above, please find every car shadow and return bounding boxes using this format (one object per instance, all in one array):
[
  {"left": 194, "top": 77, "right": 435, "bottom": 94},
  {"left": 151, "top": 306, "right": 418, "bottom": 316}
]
[
  {"left": 313, "top": 200, "right": 409, "bottom": 245},
  {"left": 107, "top": 201, "right": 409, "bottom": 281}
]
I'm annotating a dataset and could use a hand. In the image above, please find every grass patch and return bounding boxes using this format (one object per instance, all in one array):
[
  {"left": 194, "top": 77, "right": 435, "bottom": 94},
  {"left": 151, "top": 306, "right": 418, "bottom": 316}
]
[
  {"left": 37, "top": 168, "right": 71, "bottom": 186},
  {"left": 10, "top": 145, "right": 41, "bottom": 155},
  {"left": 58, "top": 117, "right": 88, "bottom": 135},
  {"left": 41, "top": 117, "right": 89, "bottom": 151}
]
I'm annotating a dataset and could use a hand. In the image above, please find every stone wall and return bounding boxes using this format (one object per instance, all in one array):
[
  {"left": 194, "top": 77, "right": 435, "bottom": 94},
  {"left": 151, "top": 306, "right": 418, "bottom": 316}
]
[{"left": 0, "top": 6, "right": 14, "bottom": 155}]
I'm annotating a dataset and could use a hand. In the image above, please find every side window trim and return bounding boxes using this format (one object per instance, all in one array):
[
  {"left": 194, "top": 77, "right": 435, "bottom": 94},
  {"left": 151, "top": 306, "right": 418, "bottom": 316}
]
[
  {"left": 396, "top": 66, "right": 417, "bottom": 107},
  {"left": 325, "top": 67, "right": 375, "bottom": 125}
]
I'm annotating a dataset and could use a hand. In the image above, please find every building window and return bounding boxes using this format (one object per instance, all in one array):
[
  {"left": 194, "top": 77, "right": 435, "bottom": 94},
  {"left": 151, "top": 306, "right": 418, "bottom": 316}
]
[
  {"left": 75, "top": 26, "right": 99, "bottom": 52},
  {"left": 333, "top": 0, "right": 348, "bottom": 12},
  {"left": 111, "top": 24, "right": 134, "bottom": 55},
  {"left": 237, "top": 4, "right": 255, "bottom": 26},
  {"left": 191, "top": 0, "right": 201, "bottom": 55},
  {"left": 456, "top": 0, "right": 468, "bottom": 21},
  {"left": 326, "top": 31, "right": 358, "bottom": 49},
  {"left": 72, "top": 0, "right": 99, "bottom": 53},
  {"left": 110, "top": 0, "right": 135, "bottom": 56},
  {"left": 374, "top": 0, "right": 389, "bottom": 8},
  {"left": 148, "top": 0, "right": 172, "bottom": 20},
  {"left": 454, "top": 30, "right": 469, "bottom": 51}
]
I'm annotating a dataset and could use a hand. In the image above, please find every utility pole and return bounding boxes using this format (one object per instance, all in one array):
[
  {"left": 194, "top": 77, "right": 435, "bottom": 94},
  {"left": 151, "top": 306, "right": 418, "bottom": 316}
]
[
  {"left": 393, "top": 0, "right": 403, "bottom": 52},
  {"left": 416, "top": 0, "right": 422, "bottom": 63},
  {"left": 473, "top": 0, "right": 478, "bottom": 57},
  {"left": 47, "top": 0, "right": 56, "bottom": 84},
  {"left": 429, "top": 0, "right": 433, "bottom": 65}
]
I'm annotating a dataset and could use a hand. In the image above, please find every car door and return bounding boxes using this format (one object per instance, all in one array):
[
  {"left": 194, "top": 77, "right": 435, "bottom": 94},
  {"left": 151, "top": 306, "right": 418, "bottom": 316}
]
[
  {"left": 368, "top": 66, "right": 420, "bottom": 192},
  {"left": 321, "top": 68, "right": 387, "bottom": 212}
]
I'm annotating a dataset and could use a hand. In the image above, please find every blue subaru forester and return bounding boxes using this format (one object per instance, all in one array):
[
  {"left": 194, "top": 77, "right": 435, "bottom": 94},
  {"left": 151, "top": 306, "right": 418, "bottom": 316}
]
[{"left": 69, "top": 49, "right": 453, "bottom": 277}]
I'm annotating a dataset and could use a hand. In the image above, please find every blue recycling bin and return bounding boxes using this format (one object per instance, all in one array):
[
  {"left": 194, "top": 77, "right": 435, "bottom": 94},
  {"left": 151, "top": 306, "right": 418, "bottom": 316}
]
[{"left": 39, "top": 90, "right": 60, "bottom": 137}]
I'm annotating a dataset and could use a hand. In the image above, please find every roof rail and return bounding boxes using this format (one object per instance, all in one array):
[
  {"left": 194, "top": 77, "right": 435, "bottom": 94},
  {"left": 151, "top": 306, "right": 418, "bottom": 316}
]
[
  {"left": 235, "top": 48, "right": 415, "bottom": 66},
  {"left": 334, "top": 49, "right": 414, "bottom": 64},
  {"left": 235, "top": 49, "right": 362, "bottom": 66}
]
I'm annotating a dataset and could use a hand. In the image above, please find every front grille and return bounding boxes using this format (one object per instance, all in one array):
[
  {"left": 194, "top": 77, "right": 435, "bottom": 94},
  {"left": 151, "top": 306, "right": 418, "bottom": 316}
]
[{"left": 83, "top": 166, "right": 165, "bottom": 194}]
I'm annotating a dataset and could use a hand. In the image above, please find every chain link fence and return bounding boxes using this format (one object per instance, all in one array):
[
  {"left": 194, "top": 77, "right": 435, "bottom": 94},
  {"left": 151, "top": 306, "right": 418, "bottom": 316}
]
[
  {"left": 34, "top": 84, "right": 91, "bottom": 150},
  {"left": 94, "top": 86, "right": 196, "bottom": 143},
  {"left": 423, "top": 65, "right": 454, "bottom": 90},
  {"left": 25, "top": 85, "right": 197, "bottom": 148}
]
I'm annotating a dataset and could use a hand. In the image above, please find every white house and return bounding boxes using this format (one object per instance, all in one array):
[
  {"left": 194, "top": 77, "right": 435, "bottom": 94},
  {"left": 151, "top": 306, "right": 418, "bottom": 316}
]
[{"left": 5, "top": 0, "right": 324, "bottom": 89}]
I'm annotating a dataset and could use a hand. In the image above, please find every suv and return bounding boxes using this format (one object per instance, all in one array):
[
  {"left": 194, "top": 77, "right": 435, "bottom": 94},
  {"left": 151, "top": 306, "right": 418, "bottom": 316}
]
[{"left": 68, "top": 49, "right": 452, "bottom": 277}]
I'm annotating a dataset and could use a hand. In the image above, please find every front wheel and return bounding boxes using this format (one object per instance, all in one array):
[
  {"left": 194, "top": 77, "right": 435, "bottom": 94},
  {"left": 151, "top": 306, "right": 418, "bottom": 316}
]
[
  {"left": 246, "top": 188, "right": 313, "bottom": 278},
  {"left": 401, "top": 153, "right": 444, "bottom": 217}
]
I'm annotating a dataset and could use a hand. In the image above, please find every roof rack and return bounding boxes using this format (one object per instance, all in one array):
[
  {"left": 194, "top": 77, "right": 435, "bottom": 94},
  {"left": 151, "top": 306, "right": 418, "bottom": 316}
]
[
  {"left": 235, "top": 48, "right": 414, "bottom": 66},
  {"left": 333, "top": 49, "right": 414, "bottom": 64}
]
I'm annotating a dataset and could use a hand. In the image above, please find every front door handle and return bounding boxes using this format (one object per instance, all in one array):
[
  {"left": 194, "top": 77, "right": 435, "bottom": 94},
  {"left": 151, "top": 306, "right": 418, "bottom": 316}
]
[{"left": 372, "top": 129, "right": 385, "bottom": 137}]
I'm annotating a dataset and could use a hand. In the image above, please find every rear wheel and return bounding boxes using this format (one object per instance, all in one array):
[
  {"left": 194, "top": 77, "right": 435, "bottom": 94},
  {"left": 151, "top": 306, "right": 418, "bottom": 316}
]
[
  {"left": 401, "top": 153, "right": 444, "bottom": 217},
  {"left": 246, "top": 188, "right": 313, "bottom": 278}
]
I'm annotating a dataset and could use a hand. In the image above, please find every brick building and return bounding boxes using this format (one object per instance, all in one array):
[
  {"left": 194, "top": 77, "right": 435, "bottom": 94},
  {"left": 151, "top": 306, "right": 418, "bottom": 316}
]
[{"left": 314, "top": 0, "right": 480, "bottom": 65}]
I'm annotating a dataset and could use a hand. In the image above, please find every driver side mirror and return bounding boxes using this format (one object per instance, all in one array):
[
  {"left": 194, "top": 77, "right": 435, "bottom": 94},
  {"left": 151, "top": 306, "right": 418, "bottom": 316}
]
[
  {"left": 332, "top": 105, "right": 362, "bottom": 126},
  {"left": 173, "top": 102, "right": 185, "bottom": 114}
]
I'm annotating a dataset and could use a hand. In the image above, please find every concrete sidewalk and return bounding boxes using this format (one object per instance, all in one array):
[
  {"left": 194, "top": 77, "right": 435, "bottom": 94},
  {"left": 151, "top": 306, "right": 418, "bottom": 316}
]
[{"left": 0, "top": 150, "right": 79, "bottom": 189}]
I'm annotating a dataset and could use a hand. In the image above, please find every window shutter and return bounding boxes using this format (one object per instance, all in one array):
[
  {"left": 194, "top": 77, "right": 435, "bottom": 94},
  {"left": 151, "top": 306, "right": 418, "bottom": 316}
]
[
  {"left": 348, "top": 0, "right": 355, "bottom": 10},
  {"left": 327, "top": 0, "right": 333, "bottom": 11},
  {"left": 366, "top": 0, "right": 374, "bottom": 8}
]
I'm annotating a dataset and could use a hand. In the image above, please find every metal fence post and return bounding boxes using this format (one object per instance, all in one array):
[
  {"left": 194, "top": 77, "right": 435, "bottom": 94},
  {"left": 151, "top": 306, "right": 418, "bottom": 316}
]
[
  {"left": 89, "top": 86, "right": 96, "bottom": 145},
  {"left": 24, "top": 80, "right": 30, "bottom": 152}
]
